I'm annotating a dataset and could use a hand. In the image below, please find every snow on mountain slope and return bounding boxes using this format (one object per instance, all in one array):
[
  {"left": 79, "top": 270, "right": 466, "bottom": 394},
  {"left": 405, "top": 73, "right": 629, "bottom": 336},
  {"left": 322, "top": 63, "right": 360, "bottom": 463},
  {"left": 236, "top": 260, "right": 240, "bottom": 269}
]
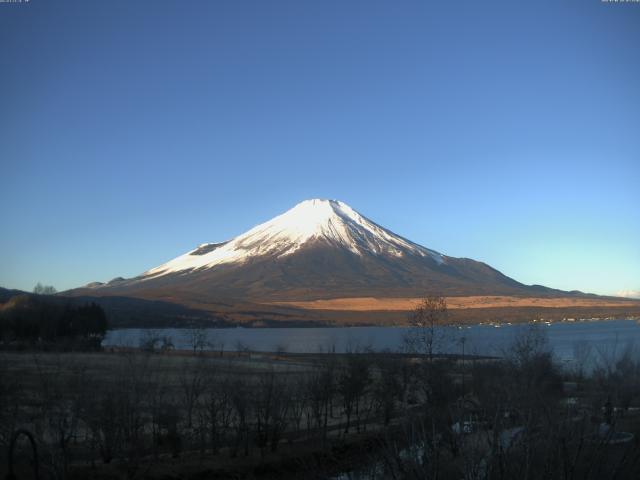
[{"left": 143, "top": 199, "right": 445, "bottom": 279}]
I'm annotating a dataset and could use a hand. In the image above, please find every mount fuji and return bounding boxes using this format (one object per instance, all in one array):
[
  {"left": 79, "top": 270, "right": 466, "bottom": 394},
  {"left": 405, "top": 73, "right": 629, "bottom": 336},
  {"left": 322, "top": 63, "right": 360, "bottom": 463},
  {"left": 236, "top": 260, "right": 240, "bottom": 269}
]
[
  {"left": 62, "top": 199, "right": 640, "bottom": 326},
  {"left": 72, "top": 199, "right": 553, "bottom": 304}
]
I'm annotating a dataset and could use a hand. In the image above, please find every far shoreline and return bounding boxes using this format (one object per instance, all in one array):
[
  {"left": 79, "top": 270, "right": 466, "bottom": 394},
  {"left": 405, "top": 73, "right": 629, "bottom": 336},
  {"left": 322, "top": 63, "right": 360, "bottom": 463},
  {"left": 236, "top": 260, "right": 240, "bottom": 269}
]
[{"left": 103, "top": 314, "right": 640, "bottom": 330}]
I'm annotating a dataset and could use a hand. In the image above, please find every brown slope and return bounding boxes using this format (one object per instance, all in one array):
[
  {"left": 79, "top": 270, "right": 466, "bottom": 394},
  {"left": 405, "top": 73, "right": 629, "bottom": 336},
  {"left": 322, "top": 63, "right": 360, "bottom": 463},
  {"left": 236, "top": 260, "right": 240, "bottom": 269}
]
[{"left": 71, "top": 239, "right": 540, "bottom": 303}]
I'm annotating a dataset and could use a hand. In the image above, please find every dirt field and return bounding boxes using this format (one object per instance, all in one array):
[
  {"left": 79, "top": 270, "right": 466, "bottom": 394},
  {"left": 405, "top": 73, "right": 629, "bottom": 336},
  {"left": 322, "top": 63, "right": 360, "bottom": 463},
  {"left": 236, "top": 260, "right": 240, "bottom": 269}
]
[{"left": 270, "top": 295, "right": 640, "bottom": 312}]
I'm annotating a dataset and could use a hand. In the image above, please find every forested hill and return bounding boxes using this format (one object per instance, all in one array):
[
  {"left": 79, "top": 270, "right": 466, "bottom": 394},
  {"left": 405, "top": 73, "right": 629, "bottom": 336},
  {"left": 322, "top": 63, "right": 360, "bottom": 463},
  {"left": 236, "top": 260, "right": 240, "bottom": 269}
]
[{"left": 0, "top": 287, "right": 229, "bottom": 329}]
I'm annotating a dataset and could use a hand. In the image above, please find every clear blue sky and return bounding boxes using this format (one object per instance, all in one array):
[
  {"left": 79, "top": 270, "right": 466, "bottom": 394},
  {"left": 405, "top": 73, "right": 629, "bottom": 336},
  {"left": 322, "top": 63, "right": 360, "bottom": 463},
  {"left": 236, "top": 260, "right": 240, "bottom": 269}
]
[{"left": 1, "top": 0, "right": 638, "bottom": 296}]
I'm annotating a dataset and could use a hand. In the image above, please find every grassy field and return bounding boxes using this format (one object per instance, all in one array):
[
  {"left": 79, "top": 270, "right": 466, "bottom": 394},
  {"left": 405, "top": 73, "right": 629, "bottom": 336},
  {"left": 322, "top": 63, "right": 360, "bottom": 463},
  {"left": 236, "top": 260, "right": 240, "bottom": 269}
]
[
  {"left": 271, "top": 295, "right": 640, "bottom": 311},
  {"left": 212, "top": 295, "right": 640, "bottom": 326},
  {"left": 3, "top": 338, "right": 640, "bottom": 479},
  {"left": 0, "top": 349, "right": 426, "bottom": 479}
]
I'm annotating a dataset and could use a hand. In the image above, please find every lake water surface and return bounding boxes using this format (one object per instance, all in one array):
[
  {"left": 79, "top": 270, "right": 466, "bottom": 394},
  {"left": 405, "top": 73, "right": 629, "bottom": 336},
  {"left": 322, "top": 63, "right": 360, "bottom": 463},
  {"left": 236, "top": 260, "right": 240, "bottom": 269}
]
[{"left": 104, "top": 318, "right": 640, "bottom": 367}]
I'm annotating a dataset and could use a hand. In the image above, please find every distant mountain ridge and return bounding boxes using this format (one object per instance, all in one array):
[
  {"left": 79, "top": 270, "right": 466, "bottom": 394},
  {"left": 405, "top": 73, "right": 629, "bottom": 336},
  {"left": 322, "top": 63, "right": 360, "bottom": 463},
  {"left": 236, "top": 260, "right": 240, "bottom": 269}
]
[{"left": 70, "top": 199, "right": 573, "bottom": 303}]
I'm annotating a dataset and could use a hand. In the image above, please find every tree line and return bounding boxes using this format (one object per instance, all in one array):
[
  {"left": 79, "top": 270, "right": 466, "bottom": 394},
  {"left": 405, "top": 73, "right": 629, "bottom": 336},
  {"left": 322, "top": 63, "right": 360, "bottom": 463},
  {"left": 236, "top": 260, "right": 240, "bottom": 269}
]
[{"left": 0, "top": 293, "right": 108, "bottom": 348}]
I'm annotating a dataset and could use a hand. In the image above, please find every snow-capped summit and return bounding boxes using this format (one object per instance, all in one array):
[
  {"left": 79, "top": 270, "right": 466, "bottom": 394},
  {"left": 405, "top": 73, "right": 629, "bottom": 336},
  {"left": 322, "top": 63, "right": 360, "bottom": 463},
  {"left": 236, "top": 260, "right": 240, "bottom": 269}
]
[{"left": 143, "top": 199, "right": 444, "bottom": 278}]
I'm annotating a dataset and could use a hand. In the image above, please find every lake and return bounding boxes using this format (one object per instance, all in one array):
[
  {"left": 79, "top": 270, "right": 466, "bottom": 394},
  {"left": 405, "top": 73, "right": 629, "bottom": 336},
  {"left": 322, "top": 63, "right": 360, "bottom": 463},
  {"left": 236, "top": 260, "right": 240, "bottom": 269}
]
[{"left": 104, "top": 318, "right": 640, "bottom": 368}]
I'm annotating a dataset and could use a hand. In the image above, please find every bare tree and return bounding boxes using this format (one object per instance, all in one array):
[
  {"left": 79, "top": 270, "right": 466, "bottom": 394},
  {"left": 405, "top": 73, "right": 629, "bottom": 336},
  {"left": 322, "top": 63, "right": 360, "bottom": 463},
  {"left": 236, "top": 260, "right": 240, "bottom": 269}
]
[
  {"left": 34, "top": 354, "right": 87, "bottom": 479},
  {"left": 253, "top": 369, "right": 290, "bottom": 456},
  {"left": 33, "top": 283, "right": 57, "bottom": 295},
  {"left": 208, "top": 331, "right": 225, "bottom": 357},
  {"left": 339, "top": 353, "right": 370, "bottom": 434},
  {"left": 373, "top": 356, "right": 404, "bottom": 426},
  {"left": 505, "top": 323, "right": 552, "bottom": 369},
  {"left": 572, "top": 339, "right": 592, "bottom": 380},
  {"left": 139, "top": 330, "right": 161, "bottom": 353},
  {"left": 307, "top": 359, "right": 335, "bottom": 443},
  {"left": 0, "top": 353, "right": 22, "bottom": 453},
  {"left": 288, "top": 375, "right": 309, "bottom": 436},
  {"left": 81, "top": 380, "right": 124, "bottom": 464},
  {"left": 229, "top": 377, "right": 252, "bottom": 457},
  {"left": 203, "top": 372, "right": 233, "bottom": 454},
  {"left": 116, "top": 354, "right": 155, "bottom": 477},
  {"left": 404, "top": 295, "right": 449, "bottom": 362},
  {"left": 179, "top": 359, "right": 206, "bottom": 429},
  {"left": 187, "top": 327, "right": 208, "bottom": 355}
]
